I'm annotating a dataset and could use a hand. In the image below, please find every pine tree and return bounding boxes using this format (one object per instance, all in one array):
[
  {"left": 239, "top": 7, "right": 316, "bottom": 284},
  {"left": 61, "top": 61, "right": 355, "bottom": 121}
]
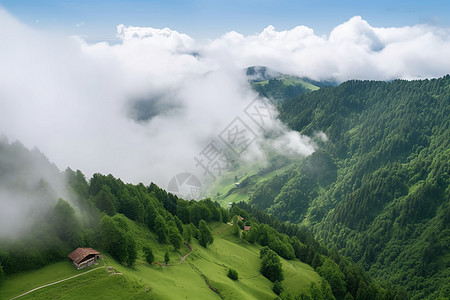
[
  {"left": 143, "top": 246, "right": 154, "bottom": 265},
  {"left": 198, "top": 220, "right": 214, "bottom": 247},
  {"left": 168, "top": 226, "right": 183, "bottom": 250},
  {"left": 164, "top": 251, "right": 170, "bottom": 264},
  {"left": 154, "top": 214, "right": 168, "bottom": 243},
  {"left": 94, "top": 185, "right": 116, "bottom": 216},
  {"left": 260, "top": 248, "right": 283, "bottom": 282},
  {"left": 125, "top": 232, "right": 137, "bottom": 267}
]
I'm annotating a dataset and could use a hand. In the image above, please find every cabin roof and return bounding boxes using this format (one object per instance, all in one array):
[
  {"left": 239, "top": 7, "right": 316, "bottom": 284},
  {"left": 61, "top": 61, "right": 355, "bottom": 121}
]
[{"left": 68, "top": 247, "right": 100, "bottom": 264}]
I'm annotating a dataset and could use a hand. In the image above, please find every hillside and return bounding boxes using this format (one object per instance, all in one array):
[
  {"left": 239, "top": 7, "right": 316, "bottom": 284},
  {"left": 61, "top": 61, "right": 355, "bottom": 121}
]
[
  {"left": 218, "top": 76, "right": 449, "bottom": 299},
  {"left": 0, "top": 139, "right": 403, "bottom": 299},
  {"left": 0, "top": 220, "right": 321, "bottom": 300},
  {"left": 246, "top": 66, "right": 328, "bottom": 102}
]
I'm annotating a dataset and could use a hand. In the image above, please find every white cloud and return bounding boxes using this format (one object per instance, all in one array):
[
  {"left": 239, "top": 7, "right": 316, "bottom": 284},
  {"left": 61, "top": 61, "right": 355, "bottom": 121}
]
[
  {"left": 206, "top": 16, "right": 450, "bottom": 81},
  {"left": 271, "top": 131, "right": 316, "bottom": 157},
  {"left": 0, "top": 9, "right": 312, "bottom": 193},
  {"left": 314, "top": 131, "right": 329, "bottom": 143},
  {"left": 1, "top": 9, "right": 450, "bottom": 198}
]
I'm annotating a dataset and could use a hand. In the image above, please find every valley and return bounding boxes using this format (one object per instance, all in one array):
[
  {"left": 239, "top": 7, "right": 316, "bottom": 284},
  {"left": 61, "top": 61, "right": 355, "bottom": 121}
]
[{"left": 0, "top": 74, "right": 448, "bottom": 300}]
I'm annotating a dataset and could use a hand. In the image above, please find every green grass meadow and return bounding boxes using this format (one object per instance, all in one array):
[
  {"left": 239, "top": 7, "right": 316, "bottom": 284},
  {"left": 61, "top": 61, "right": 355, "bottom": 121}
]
[
  {"left": 253, "top": 75, "right": 320, "bottom": 91},
  {"left": 1, "top": 222, "right": 321, "bottom": 300},
  {"left": 207, "top": 160, "right": 296, "bottom": 208}
]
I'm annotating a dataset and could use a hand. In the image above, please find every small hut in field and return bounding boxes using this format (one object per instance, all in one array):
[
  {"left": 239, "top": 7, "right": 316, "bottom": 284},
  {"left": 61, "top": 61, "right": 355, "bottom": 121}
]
[{"left": 68, "top": 248, "right": 100, "bottom": 270}]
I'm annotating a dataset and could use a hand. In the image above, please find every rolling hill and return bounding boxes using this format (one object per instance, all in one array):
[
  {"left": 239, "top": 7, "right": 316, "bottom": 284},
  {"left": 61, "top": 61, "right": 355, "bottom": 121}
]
[
  {"left": 0, "top": 139, "right": 400, "bottom": 299},
  {"left": 246, "top": 66, "right": 332, "bottom": 103},
  {"left": 0, "top": 220, "right": 322, "bottom": 300}
]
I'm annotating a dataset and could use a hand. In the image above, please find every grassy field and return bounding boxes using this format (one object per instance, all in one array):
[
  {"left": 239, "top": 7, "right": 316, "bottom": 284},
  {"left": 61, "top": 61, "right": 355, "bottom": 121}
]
[
  {"left": 1, "top": 222, "right": 321, "bottom": 300},
  {"left": 208, "top": 162, "right": 295, "bottom": 208},
  {"left": 0, "top": 262, "right": 83, "bottom": 299},
  {"left": 253, "top": 75, "right": 320, "bottom": 91}
]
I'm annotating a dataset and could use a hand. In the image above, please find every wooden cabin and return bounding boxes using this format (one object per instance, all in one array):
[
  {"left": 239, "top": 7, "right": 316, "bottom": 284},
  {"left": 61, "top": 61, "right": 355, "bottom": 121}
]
[{"left": 68, "top": 248, "right": 100, "bottom": 270}]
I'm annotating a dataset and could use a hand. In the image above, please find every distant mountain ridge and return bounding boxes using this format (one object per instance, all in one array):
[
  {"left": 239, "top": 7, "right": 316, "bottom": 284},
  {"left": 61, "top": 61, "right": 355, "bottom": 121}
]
[{"left": 246, "top": 66, "right": 336, "bottom": 103}]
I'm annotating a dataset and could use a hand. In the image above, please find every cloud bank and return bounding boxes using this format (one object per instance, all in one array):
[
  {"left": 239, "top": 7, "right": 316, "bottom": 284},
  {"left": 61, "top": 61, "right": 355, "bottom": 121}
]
[
  {"left": 1, "top": 9, "right": 450, "bottom": 193},
  {"left": 206, "top": 16, "right": 450, "bottom": 81}
]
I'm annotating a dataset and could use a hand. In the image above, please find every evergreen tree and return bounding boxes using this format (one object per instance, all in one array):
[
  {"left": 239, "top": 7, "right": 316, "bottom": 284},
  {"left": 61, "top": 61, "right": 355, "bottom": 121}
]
[
  {"left": 164, "top": 251, "right": 170, "bottom": 264},
  {"left": 65, "top": 168, "right": 89, "bottom": 199},
  {"left": 125, "top": 232, "right": 137, "bottom": 267},
  {"left": 168, "top": 225, "right": 183, "bottom": 250},
  {"left": 291, "top": 236, "right": 307, "bottom": 261},
  {"left": 94, "top": 185, "right": 116, "bottom": 216},
  {"left": 88, "top": 173, "right": 107, "bottom": 196},
  {"left": 258, "top": 224, "right": 270, "bottom": 246},
  {"left": 190, "top": 203, "right": 212, "bottom": 226},
  {"left": 198, "top": 220, "right": 214, "bottom": 247},
  {"left": 244, "top": 223, "right": 258, "bottom": 243},
  {"left": 143, "top": 246, "right": 154, "bottom": 265},
  {"left": 231, "top": 215, "right": 241, "bottom": 237},
  {"left": 173, "top": 215, "right": 184, "bottom": 234},
  {"left": 100, "top": 215, "right": 128, "bottom": 262},
  {"left": 219, "top": 207, "right": 230, "bottom": 223},
  {"left": 154, "top": 214, "right": 168, "bottom": 243},
  {"left": 182, "top": 224, "right": 193, "bottom": 243},
  {"left": 53, "top": 198, "right": 82, "bottom": 247},
  {"left": 317, "top": 258, "right": 346, "bottom": 299},
  {"left": 260, "top": 248, "right": 283, "bottom": 282},
  {"left": 146, "top": 204, "right": 158, "bottom": 230}
]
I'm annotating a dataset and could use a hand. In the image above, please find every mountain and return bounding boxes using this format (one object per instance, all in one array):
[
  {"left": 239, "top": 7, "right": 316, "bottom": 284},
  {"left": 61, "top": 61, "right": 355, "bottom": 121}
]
[
  {"left": 0, "top": 138, "right": 403, "bottom": 299},
  {"left": 219, "top": 76, "right": 450, "bottom": 299},
  {"left": 246, "top": 66, "right": 335, "bottom": 103},
  {"left": 3, "top": 74, "right": 446, "bottom": 299}
]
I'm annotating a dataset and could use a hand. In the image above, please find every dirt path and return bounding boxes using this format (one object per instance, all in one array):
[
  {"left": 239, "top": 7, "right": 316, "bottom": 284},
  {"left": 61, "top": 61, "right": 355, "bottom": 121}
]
[
  {"left": 152, "top": 243, "right": 193, "bottom": 267},
  {"left": 9, "top": 266, "right": 106, "bottom": 300},
  {"left": 179, "top": 243, "right": 193, "bottom": 263}
]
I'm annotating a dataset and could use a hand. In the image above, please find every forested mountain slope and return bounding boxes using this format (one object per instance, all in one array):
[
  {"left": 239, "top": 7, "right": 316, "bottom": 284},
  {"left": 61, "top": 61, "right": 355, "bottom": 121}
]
[
  {"left": 0, "top": 139, "right": 404, "bottom": 299},
  {"left": 247, "top": 76, "right": 450, "bottom": 299}
]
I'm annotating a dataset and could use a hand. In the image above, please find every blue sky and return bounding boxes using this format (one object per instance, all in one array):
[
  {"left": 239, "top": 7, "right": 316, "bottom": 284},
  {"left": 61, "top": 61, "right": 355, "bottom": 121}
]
[{"left": 1, "top": 0, "right": 449, "bottom": 41}]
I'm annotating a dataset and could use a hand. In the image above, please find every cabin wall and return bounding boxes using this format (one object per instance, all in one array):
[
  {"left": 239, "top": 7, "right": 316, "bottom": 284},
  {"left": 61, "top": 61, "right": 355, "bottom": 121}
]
[{"left": 73, "top": 255, "right": 99, "bottom": 270}]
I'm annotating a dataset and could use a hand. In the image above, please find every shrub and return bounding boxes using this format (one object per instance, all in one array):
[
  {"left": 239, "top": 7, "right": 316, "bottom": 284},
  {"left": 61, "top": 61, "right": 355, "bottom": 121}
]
[
  {"left": 273, "top": 280, "right": 283, "bottom": 295},
  {"left": 227, "top": 268, "right": 238, "bottom": 280}
]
